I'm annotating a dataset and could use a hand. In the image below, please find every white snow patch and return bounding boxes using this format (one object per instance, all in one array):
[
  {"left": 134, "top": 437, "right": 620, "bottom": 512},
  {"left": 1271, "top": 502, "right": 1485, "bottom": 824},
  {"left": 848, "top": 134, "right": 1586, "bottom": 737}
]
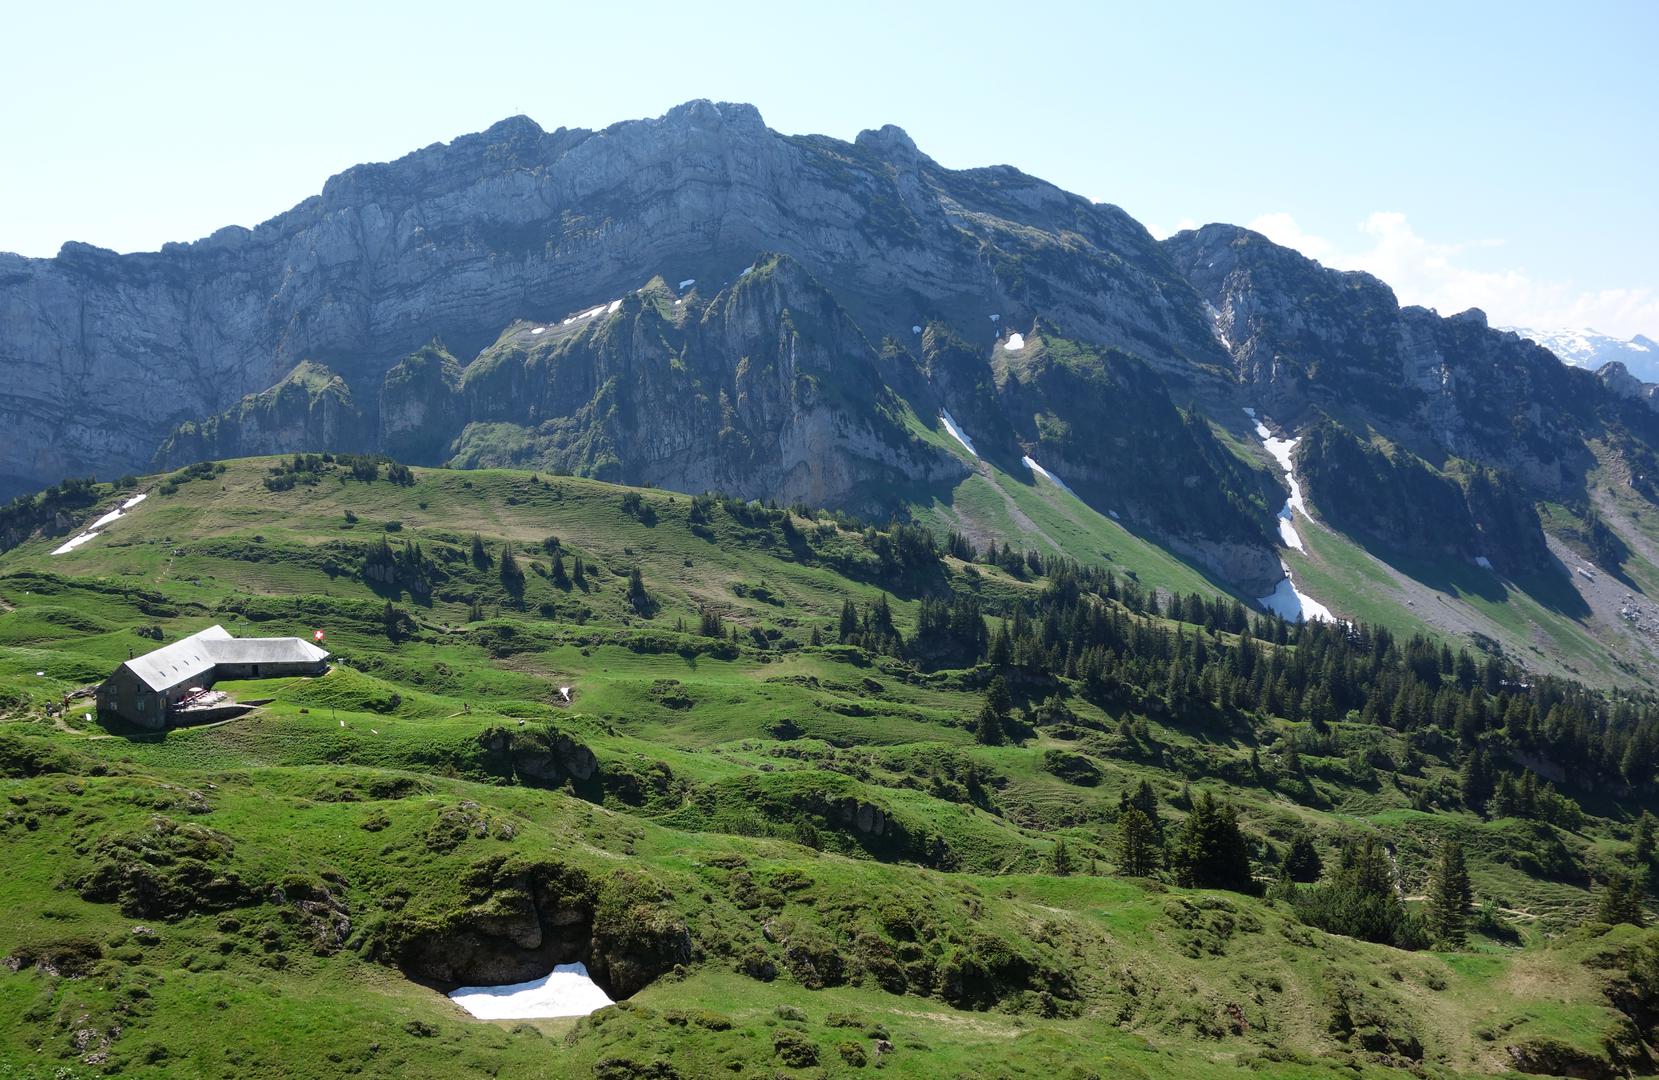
[
  {"left": 1022, "top": 455, "right": 1077, "bottom": 497},
  {"left": 678, "top": 278, "right": 696, "bottom": 290},
  {"left": 939, "top": 411, "right": 979, "bottom": 458},
  {"left": 606, "top": 299, "right": 622, "bottom": 314},
  {"left": 1475, "top": 556, "right": 1493, "bottom": 570},
  {"left": 739, "top": 264, "right": 754, "bottom": 277},
  {"left": 51, "top": 531, "right": 101, "bottom": 555},
  {"left": 449, "top": 963, "right": 613, "bottom": 1020},
  {"left": 911, "top": 325, "right": 922, "bottom": 334},
  {"left": 559, "top": 686, "right": 572, "bottom": 702},
  {"left": 563, "top": 304, "right": 609, "bottom": 325},
  {"left": 1003, "top": 333, "right": 1025, "bottom": 351},
  {"left": 1276, "top": 515, "right": 1305, "bottom": 552},
  {"left": 1257, "top": 563, "right": 1333, "bottom": 623},
  {"left": 53, "top": 491, "right": 150, "bottom": 554},
  {"left": 674, "top": 299, "right": 684, "bottom": 306},
  {"left": 989, "top": 314, "right": 1001, "bottom": 323},
  {"left": 1248, "top": 411, "right": 1310, "bottom": 550},
  {"left": 530, "top": 327, "right": 546, "bottom": 335},
  {"left": 1108, "top": 510, "right": 1121, "bottom": 521},
  {"left": 1204, "top": 301, "right": 1231, "bottom": 349},
  {"left": 1241, "top": 407, "right": 1256, "bottom": 418}
]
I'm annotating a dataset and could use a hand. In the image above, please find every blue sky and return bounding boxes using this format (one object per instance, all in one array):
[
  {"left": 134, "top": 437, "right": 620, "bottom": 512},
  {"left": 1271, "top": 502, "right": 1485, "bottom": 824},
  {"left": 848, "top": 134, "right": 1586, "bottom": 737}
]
[{"left": 5, "top": 0, "right": 1655, "bottom": 336}]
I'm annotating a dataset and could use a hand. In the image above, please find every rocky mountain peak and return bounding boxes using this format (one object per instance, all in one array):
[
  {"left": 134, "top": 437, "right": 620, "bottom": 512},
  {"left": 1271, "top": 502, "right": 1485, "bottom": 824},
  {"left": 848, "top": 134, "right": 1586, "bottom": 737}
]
[
  {"left": 855, "top": 123, "right": 925, "bottom": 168},
  {"left": 659, "top": 98, "right": 767, "bottom": 132}
]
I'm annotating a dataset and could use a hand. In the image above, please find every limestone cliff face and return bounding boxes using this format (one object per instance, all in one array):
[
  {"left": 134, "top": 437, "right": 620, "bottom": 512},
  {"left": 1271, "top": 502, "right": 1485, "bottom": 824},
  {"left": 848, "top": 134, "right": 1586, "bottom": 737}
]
[
  {"left": 367, "top": 256, "right": 961, "bottom": 514},
  {"left": 0, "top": 101, "right": 1218, "bottom": 500},
  {"left": 155, "top": 361, "right": 370, "bottom": 466},
  {"left": 1164, "top": 224, "right": 1659, "bottom": 499}
]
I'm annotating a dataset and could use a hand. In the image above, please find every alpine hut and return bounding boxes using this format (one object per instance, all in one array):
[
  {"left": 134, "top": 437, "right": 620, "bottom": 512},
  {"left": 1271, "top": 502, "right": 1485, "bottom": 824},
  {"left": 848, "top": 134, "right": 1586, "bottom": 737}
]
[{"left": 97, "top": 625, "right": 328, "bottom": 730}]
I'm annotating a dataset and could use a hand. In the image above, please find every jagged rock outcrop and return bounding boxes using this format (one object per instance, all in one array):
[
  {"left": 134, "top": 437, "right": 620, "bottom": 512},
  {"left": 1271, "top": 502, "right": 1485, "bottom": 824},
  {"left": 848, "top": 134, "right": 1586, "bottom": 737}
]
[
  {"left": 380, "top": 342, "right": 465, "bottom": 462},
  {"left": 1166, "top": 224, "right": 1659, "bottom": 501},
  {"left": 439, "top": 255, "right": 963, "bottom": 511},
  {"left": 1598, "top": 360, "right": 1659, "bottom": 412},
  {"left": 155, "top": 360, "right": 370, "bottom": 465}
]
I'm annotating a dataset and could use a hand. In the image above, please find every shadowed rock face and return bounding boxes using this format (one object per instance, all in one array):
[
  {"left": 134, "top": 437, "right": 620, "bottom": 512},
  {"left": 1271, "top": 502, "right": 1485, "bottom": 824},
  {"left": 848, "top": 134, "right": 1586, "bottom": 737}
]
[
  {"left": 1163, "top": 224, "right": 1659, "bottom": 499},
  {"left": 0, "top": 100, "right": 1218, "bottom": 499}
]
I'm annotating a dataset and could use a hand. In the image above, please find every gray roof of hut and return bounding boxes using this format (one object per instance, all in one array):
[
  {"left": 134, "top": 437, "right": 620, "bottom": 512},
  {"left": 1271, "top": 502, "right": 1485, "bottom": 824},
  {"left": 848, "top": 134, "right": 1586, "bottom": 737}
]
[
  {"left": 123, "top": 625, "right": 232, "bottom": 691},
  {"left": 120, "top": 625, "right": 328, "bottom": 692},
  {"left": 204, "top": 637, "right": 329, "bottom": 666}
]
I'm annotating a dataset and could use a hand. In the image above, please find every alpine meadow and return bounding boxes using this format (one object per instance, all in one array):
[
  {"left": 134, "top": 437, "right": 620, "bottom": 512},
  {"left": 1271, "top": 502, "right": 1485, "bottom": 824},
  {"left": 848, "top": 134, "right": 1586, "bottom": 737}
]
[{"left": 4, "top": 87, "right": 1659, "bottom": 1080}]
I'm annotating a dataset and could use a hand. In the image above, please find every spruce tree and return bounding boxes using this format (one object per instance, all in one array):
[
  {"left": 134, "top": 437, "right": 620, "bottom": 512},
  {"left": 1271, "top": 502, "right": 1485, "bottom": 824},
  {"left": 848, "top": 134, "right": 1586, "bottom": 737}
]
[
  {"left": 1169, "top": 793, "right": 1254, "bottom": 892},
  {"left": 1121, "top": 780, "right": 1163, "bottom": 842},
  {"left": 974, "top": 702, "right": 1005, "bottom": 745},
  {"left": 1425, "top": 840, "right": 1472, "bottom": 946},
  {"left": 1597, "top": 869, "right": 1648, "bottom": 927},
  {"left": 1050, "top": 838, "right": 1073, "bottom": 876},
  {"left": 974, "top": 676, "right": 1012, "bottom": 745},
  {"left": 471, "top": 532, "right": 489, "bottom": 568},
  {"left": 1117, "top": 807, "right": 1161, "bottom": 877},
  {"left": 627, "top": 567, "right": 649, "bottom": 614},
  {"left": 1635, "top": 812, "right": 1656, "bottom": 869},
  {"left": 838, "top": 599, "right": 859, "bottom": 643},
  {"left": 499, "top": 542, "right": 523, "bottom": 596},
  {"left": 988, "top": 622, "right": 1012, "bottom": 666},
  {"left": 1284, "top": 832, "right": 1323, "bottom": 883},
  {"left": 550, "top": 550, "right": 569, "bottom": 588}
]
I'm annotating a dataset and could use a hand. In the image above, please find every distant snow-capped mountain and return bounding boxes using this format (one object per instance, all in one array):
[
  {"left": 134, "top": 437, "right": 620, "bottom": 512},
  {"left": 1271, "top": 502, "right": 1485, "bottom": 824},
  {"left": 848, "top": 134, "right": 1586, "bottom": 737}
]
[{"left": 1503, "top": 326, "right": 1659, "bottom": 382}]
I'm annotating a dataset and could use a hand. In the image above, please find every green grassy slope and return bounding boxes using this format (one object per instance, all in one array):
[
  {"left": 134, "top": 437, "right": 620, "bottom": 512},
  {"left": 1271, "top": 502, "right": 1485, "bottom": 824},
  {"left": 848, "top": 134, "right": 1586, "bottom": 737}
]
[{"left": 2, "top": 457, "right": 1656, "bottom": 1079}]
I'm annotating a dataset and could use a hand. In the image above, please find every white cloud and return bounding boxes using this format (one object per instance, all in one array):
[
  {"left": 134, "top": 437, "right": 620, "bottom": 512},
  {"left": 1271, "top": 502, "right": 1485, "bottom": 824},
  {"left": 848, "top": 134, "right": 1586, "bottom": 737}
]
[
  {"left": 1243, "top": 211, "right": 1659, "bottom": 340},
  {"left": 1245, "top": 212, "right": 1335, "bottom": 262},
  {"left": 1145, "top": 216, "right": 1198, "bottom": 241}
]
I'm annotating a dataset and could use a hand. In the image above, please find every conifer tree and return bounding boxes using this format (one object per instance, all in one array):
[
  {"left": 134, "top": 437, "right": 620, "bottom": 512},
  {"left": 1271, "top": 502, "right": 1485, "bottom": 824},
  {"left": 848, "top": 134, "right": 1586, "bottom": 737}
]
[
  {"left": 1597, "top": 869, "right": 1648, "bottom": 927},
  {"left": 1117, "top": 807, "right": 1161, "bottom": 877},
  {"left": 1169, "top": 793, "right": 1254, "bottom": 892},
  {"left": 1050, "top": 838, "right": 1074, "bottom": 876},
  {"left": 1635, "top": 812, "right": 1656, "bottom": 869},
  {"left": 838, "top": 599, "right": 859, "bottom": 643},
  {"left": 1284, "top": 832, "right": 1323, "bottom": 883},
  {"left": 499, "top": 542, "right": 523, "bottom": 596},
  {"left": 1121, "top": 779, "right": 1163, "bottom": 842},
  {"left": 627, "top": 567, "right": 649, "bottom": 614},
  {"left": 975, "top": 675, "right": 1012, "bottom": 746},
  {"left": 1425, "top": 840, "right": 1472, "bottom": 946}
]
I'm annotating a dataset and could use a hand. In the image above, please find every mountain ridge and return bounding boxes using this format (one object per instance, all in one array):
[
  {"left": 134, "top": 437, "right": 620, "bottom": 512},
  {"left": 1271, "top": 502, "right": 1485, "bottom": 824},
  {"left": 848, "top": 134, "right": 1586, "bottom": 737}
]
[{"left": 9, "top": 101, "right": 1659, "bottom": 685}]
